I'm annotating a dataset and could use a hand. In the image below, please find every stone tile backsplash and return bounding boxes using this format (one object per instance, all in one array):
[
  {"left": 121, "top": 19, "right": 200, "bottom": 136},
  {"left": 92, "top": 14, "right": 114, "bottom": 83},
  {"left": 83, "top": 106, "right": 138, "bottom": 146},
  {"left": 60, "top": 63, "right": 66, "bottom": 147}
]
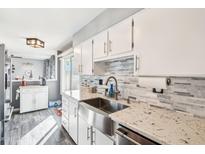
[{"left": 81, "top": 75, "right": 205, "bottom": 118}]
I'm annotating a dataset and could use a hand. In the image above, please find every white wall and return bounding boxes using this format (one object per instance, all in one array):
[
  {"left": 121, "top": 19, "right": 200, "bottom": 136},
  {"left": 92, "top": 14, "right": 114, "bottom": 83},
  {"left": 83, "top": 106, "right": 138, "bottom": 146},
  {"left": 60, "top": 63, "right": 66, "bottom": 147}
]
[{"left": 12, "top": 58, "right": 44, "bottom": 80}]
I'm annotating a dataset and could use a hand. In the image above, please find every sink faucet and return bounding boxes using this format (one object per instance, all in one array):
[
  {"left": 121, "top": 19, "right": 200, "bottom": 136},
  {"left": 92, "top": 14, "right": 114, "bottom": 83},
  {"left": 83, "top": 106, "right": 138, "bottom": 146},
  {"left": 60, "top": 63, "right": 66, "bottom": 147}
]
[{"left": 105, "top": 76, "right": 120, "bottom": 100}]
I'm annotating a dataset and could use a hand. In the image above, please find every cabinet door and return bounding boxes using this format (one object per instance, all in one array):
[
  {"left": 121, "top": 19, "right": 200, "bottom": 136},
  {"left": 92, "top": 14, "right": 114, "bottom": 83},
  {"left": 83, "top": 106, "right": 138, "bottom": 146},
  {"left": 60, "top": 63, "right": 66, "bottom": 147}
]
[
  {"left": 73, "top": 45, "right": 82, "bottom": 75},
  {"left": 134, "top": 9, "right": 205, "bottom": 76},
  {"left": 35, "top": 92, "right": 48, "bottom": 110},
  {"left": 81, "top": 39, "right": 93, "bottom": 75},
  {"left": 68, "top": 100, "right": 78, "bottom": 144},
  {"left": 78, "top": 117, "right": 91, "bottom": 145},
  {"left": 20, "top": 92, "right": 34, "bottom": 113},
  {"left": 93, "top": 31, "right": 108, "bottom": 59},
  {"left": 93, "top": 128, "right": 114, "bottom": 145},
  {"left": 62, "top": 96, "right": 69, "bottom": 119},
  {"left": 62, "top": 115, "right": 69, "bottom": 132},
  {"left": 108, "top": 17, "right": 133, "bottom": 56}
]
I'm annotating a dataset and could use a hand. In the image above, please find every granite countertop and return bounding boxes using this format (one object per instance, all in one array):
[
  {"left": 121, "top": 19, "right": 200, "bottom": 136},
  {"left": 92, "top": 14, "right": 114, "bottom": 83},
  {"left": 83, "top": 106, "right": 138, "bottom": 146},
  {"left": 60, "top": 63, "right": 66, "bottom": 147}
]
[
  {"left": 63, "top": 89, "right": 99, "bottom": 101},
  {"left": 63, "top": 87, "right": 205, "bottom": 145}
]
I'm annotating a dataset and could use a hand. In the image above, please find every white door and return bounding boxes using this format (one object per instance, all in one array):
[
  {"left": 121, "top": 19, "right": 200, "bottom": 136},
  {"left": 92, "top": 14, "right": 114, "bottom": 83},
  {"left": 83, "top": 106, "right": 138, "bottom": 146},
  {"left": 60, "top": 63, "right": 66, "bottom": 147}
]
[
  {"left": 73, "top": 45, "right": 82, "bottom": 75},
  {"left": 93, "top": 128, "right": 114, "bottom": 145},
  {"left": 81, "top": 39, "right": 93, "bottom": 75},
  {"left": 35, "top": 92, "right": 48, "bottom": 110},
  {"left": 78, "top": 117, "right": 91, "bottom": 145},
  {"left": 93, "top": 31, "right": 108, "bottom": 59},
  {"left": 68, "top": 100, "right": 78, "bottom": 144},
  {"left": 108, "top": 17, "right": 133, "bottom": 56},
  {"left": 20, "top": 92, "right": 34, "bottom": 113}
]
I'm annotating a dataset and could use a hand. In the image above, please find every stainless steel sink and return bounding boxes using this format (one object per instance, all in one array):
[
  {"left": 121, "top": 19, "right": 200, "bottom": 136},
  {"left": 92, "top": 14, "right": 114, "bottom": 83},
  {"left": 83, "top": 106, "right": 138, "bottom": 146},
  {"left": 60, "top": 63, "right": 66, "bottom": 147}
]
[
  {"left": 79, "top": 97, "right": 128, "bottom": 136},
  {"left": 82, "top": 97, "right": 128, "bottom": 114}
]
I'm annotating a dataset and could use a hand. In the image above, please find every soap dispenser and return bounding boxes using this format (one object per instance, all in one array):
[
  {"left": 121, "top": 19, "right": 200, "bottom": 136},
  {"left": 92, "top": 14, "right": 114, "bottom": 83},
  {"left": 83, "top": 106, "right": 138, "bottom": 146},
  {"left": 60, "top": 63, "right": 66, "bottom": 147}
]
[{"left": 109, "top": 84, "right": 114, "bottom": 97}]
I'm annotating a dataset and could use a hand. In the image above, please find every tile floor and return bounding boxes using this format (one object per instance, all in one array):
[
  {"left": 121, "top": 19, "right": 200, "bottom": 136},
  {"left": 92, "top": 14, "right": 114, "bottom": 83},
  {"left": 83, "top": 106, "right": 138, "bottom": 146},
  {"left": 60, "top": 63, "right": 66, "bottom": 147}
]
[{"left": 4, "top": 109, "right": 75, "bottom": 145}]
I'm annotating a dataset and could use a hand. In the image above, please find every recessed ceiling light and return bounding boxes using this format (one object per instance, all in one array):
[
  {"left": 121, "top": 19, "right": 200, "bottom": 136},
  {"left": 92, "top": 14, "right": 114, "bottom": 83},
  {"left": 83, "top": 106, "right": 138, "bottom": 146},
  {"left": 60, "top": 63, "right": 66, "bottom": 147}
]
[{"left": 26, "top": 38, "right": 45, "bottom": 48}]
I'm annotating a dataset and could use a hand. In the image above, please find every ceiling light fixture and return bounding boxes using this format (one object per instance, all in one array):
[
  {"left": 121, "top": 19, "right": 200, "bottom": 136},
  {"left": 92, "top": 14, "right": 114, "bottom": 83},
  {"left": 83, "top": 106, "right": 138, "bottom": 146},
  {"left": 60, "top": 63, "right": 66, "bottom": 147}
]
[{"left": 26, "top": 38, "right": 45, "bottom": 48}]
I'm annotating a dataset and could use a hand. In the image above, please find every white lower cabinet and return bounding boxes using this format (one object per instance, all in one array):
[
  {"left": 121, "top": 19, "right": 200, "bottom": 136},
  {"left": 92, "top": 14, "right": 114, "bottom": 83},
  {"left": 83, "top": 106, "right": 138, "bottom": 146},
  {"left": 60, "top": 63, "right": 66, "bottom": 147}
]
[
  {"left": 62, "top": 97, "right": 69, "bottom": 119},
  {"left": 92, "top": 128, "right": 114, "bottom": 145},
  {"left": 62, "top": 115, "right": 69, "bottom": 132},
  {"left": 62, "top": 95, "right": 78, "bottom": 144},
  {"left": 62, "top": 95, "right": 114, "bottom": 145},
  {"left": 78, "top": 116, "right": 114, "bottom": 145},
  {"left": 20, "top": 92, "right": 34, "bottom": 113},
  {"left": 78, "top": 116, "right": 92, "bottom": 145},
  {"left": 68, "top": 99, "right": 78, "bottom": 143},
  {"left": 20, "top": 86, "right": 48, "bottom": 113},
  {"left": 35, "top": 92, "right": 48, "bottom": 110}
]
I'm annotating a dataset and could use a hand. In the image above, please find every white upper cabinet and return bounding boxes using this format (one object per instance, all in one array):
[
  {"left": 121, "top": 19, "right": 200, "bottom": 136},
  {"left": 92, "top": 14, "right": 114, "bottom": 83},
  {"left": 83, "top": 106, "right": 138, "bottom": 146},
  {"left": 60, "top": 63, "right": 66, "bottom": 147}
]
[
  {"left": 108, "top": 17, "right": 133, "bottom": 56},
  {"left": 134, "top": 9, "right": 205, "bottom": 77},
  {"left": 81, "top": 39, "right": 93, "bottom": 75},
  {"left": 73, "top": 39, "right": 93, "bottom": 75},
  {"left": 93, "top": 31, "right": 108, "bottom": 59}
]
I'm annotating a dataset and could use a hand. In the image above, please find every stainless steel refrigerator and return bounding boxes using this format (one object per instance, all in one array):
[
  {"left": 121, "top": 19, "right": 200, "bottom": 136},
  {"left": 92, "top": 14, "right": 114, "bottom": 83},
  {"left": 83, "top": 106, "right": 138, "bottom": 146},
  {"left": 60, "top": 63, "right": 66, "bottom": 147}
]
[{"left": 0, "top": 44, "right": 5, "bottom": 144}]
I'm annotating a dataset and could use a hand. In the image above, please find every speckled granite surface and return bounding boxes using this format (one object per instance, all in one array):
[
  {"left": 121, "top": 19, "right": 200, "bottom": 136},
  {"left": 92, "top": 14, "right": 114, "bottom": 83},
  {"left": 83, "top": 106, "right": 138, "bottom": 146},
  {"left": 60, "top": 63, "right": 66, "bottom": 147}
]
[
  {"left": 63, "top": 87, "right": 205, "bottom": 145},
  {"left": 109, "top": 102, "right": 205, "bottom": 145}
]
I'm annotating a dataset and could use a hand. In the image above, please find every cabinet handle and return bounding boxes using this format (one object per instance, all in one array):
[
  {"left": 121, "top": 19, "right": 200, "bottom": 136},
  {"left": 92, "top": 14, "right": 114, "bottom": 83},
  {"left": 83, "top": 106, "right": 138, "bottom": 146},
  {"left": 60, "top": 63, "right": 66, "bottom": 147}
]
[
  {"left": 136, "top": 56, "right": 140, "bottom": 71},
  {"left": 78, "top": 65, "right": 81, "bottom": 73},
  {"left": 91, "top": 129, "right": 96, "bottom": 145},
  {"left": 87, "top": 127, "right": 91, "bottom": 140},
  {"left": 81, "top": 65, "right": 83, "bottom": 73},
  {"left": 131, "top": 19, "right": 134, "bottom": 49},
  {"left": 109, "top": 40, "right": 112, "bottom": 52},
  {"left": 74, "top": 107, "right": 77, "bottom": 117},
  {"left": 104, "top": 42, "right": 107, "bottom": 53}
]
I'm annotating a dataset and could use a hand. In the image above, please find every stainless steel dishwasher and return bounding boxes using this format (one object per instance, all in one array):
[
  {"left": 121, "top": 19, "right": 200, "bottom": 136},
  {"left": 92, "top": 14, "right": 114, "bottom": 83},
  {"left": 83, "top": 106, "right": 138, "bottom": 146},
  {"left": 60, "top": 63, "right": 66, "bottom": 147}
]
[{"left": 115, "top": 125, "right": 159, "bottom": 145}]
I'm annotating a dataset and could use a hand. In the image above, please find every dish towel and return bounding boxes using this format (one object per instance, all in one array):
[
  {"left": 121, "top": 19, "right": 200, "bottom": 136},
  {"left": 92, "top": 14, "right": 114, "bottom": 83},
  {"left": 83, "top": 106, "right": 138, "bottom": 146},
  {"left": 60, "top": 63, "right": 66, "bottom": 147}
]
[{"left": 16, "top": 89, "right": 20, "bottom": 100}]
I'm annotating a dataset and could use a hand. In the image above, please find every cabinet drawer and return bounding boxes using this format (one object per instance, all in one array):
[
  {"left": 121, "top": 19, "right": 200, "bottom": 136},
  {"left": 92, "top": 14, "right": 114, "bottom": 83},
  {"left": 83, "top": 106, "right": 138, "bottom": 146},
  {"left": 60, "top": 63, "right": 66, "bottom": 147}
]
[
  {"left": 62, "top": 116, "right": 69, "bottom": 132},
  {"left": 20, "top": 87, "right": 48, "bottom": 93}
]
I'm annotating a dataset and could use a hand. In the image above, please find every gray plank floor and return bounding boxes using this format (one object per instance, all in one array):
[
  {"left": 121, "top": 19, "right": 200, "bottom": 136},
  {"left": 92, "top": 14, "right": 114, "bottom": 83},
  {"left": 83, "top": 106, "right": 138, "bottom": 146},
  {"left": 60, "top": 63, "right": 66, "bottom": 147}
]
[{"left": 4, "top": 109, "right": 75, "bottom": 145}]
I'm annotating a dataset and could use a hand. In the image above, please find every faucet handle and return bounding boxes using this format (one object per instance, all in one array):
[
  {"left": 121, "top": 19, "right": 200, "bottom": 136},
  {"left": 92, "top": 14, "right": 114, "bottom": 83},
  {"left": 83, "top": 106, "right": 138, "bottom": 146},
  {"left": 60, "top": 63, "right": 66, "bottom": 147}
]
[
  {"left": 127, "top": 96, "right": 136, "bottom": 104},
  {"left": 115, "top": 90, "right": 120, "bottom": 94}
]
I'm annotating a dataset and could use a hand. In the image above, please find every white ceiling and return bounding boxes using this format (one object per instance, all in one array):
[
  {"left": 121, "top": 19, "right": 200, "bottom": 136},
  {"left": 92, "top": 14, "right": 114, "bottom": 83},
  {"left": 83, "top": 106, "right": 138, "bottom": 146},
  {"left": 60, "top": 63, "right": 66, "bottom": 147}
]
[{"left": 0, "top": 8, "right": 105, "bottom": 59}]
